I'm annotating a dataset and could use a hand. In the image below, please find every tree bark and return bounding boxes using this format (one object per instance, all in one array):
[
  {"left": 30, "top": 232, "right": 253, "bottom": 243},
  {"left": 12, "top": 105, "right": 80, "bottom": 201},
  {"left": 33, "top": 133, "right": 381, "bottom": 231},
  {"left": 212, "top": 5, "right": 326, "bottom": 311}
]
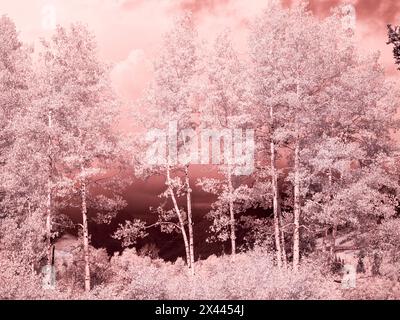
[
  {"left": 81, "top": 179, "right": 91, "bottom": 292},
  {"left": 46, "top": 187, "right": 52, "bottom": 263},
  {"left": 185, "top": 165, "right": 195, "bottom": 275},
  {"left": 278, "top": 198, "right": 287, "bottom": 268},
  {"left": 330, "top": 223, "right": 337, "bottom": 259},
  {"left": 46, "top": 110, "right": 53, "bottom": 264},
  {"left": 323, "top": 228, "right": 329, "bottom": 252},
  {"left": 227, "top": 165, "right": 236, "bottom": 255},
  {"left": 293, "top": 138, "right": 301, "bottom": 271},
  {"left": 270, "top": 105, "right": 282, "bottom": 268},
  {"left": 167, "top": 167, "right": 191, "bottom": 270}
]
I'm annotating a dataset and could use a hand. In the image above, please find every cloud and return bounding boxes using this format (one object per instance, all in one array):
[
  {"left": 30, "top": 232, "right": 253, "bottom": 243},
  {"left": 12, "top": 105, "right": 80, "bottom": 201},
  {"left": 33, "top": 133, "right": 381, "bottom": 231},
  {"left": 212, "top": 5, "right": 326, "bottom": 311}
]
[
  {"left": 111, "top": 49, "right": 153, "bottom": 100},
  {"left": 178, "top": 0, "right": 231, "bottom": 13},
  {"left": 280, "top": 0, "right": 400, "bottom": 76},
  {"left": 2, "top": 0, "right": 398, "bottom": 95}
]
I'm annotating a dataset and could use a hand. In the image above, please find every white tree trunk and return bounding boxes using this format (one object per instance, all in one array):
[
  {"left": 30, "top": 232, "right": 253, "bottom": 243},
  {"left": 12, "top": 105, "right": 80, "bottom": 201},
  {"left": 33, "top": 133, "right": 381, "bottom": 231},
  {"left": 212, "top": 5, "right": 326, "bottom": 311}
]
[
  {"left": 328, "top": 169, "right": 337, "bottom": 259},
  {"left": 330, "top": 224, "right": 337, "bottom": 259},
  {"left": 46, "top": 110, "right": 53, "bottom": 264},
  {"left": 167, "top": 167, "right": 191, "bottom": 269},
  {"left": 46, "top": 188, "right": 52, "bottom": 263},
  {"left": 185, "top": 165, "right": 195, "bottom": 275},
  {"left": 227, "top": 166, "right": 236, "bottom": 255},
  {"left": 293, "top": 138, "right": 301, "bottom": 271},
  {"left": 278, "top": 198, "right": 287, "bottom": 268},
  {"left": 323, "top": 228, "right": 329, "bottom": 252},
  {"left": 81, "top": 179, "right": 91, "bottom": 292},
  {"left": 270, "top": 105, "right": 282, "bottom": 268}
]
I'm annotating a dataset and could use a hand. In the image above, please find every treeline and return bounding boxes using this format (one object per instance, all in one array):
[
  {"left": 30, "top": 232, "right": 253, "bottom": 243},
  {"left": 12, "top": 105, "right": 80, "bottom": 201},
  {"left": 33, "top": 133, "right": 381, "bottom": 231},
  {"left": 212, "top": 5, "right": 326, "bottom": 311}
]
[{"left": 1, "top": 1, "right": 400, "bottom": 299}]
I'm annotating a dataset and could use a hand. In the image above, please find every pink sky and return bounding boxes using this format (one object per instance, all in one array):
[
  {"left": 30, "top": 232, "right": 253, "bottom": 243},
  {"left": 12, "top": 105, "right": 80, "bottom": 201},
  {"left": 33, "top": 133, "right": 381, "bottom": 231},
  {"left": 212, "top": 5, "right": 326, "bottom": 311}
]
[{"left": 1, "top": 0, "right": 400, "bottom": 101}]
